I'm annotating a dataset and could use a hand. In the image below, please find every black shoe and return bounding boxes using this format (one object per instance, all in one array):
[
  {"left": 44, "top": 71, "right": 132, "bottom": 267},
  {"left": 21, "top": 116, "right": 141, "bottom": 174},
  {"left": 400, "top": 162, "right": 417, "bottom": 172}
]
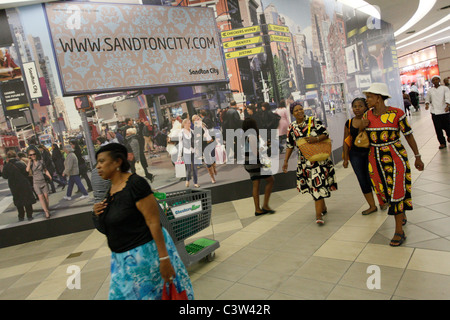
[{"left": 255, "top": 211, "right": 268, "bottom": 216}]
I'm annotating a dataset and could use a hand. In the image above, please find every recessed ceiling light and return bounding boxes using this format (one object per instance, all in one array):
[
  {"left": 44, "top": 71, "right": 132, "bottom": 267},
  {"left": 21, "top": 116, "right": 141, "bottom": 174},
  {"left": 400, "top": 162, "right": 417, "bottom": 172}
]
[
  {"left": 394, "top": 0, "right": 436, "bottom": 37},
  {"left": 396, "top": 14, "right": 450, "bottom": 44},
  {"left": 397, "top": 26, "right": 450, "bottom": 50}
]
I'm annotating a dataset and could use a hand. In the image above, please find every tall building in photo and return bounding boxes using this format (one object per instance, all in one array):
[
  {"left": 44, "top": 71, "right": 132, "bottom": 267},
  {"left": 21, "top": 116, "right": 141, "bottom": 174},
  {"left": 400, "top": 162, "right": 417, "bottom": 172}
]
[{"left": 310, "top": 0, "right": 329, "bottom": 67}]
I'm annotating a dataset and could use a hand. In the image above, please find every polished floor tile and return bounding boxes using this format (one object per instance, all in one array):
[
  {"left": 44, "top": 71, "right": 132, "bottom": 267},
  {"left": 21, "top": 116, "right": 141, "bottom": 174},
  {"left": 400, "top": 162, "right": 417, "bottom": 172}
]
[{"left": 0, "top": 110, "right": 449, "bottom": 300}]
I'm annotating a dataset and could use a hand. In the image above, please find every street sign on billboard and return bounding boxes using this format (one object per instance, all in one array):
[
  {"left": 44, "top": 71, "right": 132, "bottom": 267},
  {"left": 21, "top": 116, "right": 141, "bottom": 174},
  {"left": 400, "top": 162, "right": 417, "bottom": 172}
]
[
  {"left": 268, "top": 24, "right": 290, "bottom": 33},
  {"left": 224, "top": 46, "right": 264, "bottom": 60},
  {"left": 269, "top": 35, "right": 291, "bottom": 43},
  {"left": 221, "top": 26, "right": 261, "bottom": 39},
  {"left": 222, "top": 36, "right": 263, "bottom": 49},
  {"left": 44, "top": 2, "right": 227, "bottom": 96}
]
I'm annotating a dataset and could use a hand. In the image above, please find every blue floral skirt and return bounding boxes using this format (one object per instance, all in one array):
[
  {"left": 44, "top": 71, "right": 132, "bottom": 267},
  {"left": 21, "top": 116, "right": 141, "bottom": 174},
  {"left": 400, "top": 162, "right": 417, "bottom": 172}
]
[{"left": 109, "top": 227, "right": 194, "bottom": 300}]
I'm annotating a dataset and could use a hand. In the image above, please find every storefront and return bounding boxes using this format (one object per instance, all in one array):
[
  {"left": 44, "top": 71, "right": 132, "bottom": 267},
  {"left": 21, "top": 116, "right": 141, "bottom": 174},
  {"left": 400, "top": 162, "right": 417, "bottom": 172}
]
[{"left": 399, "top": 46, "right": 440, "bottom": 100}]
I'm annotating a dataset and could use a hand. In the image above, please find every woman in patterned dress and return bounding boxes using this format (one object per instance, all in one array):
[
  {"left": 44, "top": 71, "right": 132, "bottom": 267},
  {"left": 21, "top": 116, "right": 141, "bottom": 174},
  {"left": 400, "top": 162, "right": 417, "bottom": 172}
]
[
  {"left": 361, "top": 83, "right": 424, "bottom": 247},
  {"left": 282, "top": 102, "right": 337, "bottom": 225}
]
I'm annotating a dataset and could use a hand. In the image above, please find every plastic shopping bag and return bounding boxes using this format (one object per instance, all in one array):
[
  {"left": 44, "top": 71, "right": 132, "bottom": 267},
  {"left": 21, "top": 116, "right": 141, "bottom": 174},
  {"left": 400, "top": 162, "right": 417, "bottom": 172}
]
[
  {"left": 215, "top": 143, "right": 227, "bottom": 164},
  {"left": 175, "top": 161, "right": 186, "bottom": 178}
]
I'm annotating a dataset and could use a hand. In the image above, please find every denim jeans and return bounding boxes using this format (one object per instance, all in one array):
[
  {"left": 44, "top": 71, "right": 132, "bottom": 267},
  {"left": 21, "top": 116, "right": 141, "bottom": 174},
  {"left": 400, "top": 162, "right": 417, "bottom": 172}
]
[
  {"left": 183, "top": 153, "right": 198, "bottom": 184},
  {"left": 66, "top": 175, "right": 88, "bottom": 197},
  {"left": 349, "top": 149, "right": 372, "bottom": 194}
]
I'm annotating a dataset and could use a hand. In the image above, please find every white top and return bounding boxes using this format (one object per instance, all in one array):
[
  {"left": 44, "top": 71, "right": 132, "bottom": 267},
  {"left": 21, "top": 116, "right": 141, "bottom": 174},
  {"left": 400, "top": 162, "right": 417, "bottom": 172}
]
[
  {"left": 178, "top": 129, "right": 193, "bottom": 158},
  {"left": 425, "top": 85, "right": 450, "bottom": 115}
]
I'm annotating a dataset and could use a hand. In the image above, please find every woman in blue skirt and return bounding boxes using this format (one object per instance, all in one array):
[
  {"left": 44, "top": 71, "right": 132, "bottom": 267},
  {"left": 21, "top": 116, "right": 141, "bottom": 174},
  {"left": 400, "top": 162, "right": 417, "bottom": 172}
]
[{"left": 92, "top": 143, "right": 194, "bottom": 300}]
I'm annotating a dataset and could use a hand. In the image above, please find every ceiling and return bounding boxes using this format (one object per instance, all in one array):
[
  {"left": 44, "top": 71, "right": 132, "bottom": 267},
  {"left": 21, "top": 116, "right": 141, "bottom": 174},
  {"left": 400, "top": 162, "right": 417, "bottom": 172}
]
[
  {"left": 1, "top": 0, "right": 449, "bottom": 58},
  {"left": 366, "top": 0, "right": 450, "bottom": 57}
]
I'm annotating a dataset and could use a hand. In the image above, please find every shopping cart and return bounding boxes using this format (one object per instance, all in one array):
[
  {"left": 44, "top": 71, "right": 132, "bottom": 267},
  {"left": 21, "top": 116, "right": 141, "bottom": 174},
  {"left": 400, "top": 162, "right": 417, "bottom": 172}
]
[{"left": 155, "top": 189, "right": 219, "bottom": 268}]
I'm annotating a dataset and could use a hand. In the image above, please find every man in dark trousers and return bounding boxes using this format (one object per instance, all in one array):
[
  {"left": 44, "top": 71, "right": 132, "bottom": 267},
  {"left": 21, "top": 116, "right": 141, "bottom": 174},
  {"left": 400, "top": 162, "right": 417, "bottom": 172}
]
[
  {"left": 425, "top": 75, "right": 450, "bottom": 149},
  {"left": 222, "top": 100, "right": 243, "bottom": 162}
]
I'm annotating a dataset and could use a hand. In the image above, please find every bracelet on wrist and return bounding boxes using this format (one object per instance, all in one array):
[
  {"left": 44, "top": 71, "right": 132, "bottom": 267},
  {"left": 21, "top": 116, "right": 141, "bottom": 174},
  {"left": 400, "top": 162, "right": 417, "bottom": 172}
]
[
  {"left": 159, "top": 256, "right": 170, "bottom": 261},
  {"left": 415, "top": 154, "right": 421, "bottom": 157}
]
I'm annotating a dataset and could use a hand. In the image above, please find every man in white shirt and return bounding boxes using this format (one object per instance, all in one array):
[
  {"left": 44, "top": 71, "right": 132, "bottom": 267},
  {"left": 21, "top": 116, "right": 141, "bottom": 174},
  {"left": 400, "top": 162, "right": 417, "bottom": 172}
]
[{"left": 425, "top": 75, "right": 450, "bottom": 149}]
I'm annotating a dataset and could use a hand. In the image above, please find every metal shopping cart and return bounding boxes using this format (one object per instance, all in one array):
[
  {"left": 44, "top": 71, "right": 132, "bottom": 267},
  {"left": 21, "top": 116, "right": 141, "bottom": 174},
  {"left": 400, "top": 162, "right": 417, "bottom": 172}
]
[{"left": 155, "top": 188, "right": 219, "bottom": 268}]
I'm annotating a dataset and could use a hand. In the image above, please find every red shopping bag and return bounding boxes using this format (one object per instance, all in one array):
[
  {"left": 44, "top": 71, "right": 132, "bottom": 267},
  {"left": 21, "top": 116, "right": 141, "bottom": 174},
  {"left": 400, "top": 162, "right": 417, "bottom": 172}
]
[{"left": 162, "top": 282, "right": 188, "bottom": 300}]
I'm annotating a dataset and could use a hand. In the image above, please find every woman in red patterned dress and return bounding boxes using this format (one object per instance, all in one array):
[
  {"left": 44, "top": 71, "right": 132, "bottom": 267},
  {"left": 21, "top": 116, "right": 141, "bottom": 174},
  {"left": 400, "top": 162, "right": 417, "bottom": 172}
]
[{"left": 361, "top": 83, "right": 424, "bottom": 247}]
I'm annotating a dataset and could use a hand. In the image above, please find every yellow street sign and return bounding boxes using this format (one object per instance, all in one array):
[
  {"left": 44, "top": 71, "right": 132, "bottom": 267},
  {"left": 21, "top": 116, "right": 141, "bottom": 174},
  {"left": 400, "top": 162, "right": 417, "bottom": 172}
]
[
  {"left": 225, "top": 46, "right": 265, "bottom": 60},
  {"left": 268, "top": 24, "right": 290, "bottom": 33},
  {"left": 221, "top": 26, "right": 261, "bottom": 38},
  {"left": 270, "top": 35, "right": 291, "bottom": 43},
  {"left": 223, "top": 36, "right": 263, "bottom": 49}
]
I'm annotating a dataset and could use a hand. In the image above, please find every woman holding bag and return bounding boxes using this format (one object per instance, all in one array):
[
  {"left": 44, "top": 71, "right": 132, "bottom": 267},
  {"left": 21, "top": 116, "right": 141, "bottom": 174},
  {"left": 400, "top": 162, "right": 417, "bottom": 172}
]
[
  {"left": 92, "top": 143, "right": 194, "bottom": 300},
  {"left": 361, "top": 83, "right": 424, "bottom": 247},
  {"left": 342, "top": 98, "right": 388, "bottom": 215},
  {"left": 177, "top": 119, "right": 199, "bottom": 188},
  {"left": 282, "top": 102, "right": 337, "bottom": 225}
]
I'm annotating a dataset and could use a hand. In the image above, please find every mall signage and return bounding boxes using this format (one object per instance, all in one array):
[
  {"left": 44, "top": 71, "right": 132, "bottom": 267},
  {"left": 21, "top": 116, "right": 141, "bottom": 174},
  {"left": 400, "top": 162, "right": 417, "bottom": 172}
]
[{"left": 44, "top": 2, "right": 227, "bottom": 96}]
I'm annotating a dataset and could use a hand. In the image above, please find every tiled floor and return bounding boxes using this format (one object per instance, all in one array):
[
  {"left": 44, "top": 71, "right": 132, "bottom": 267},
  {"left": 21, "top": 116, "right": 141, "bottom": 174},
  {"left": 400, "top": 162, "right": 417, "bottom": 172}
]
[{"left": 1, "top": 108, "right": 449, "bottom": 300}]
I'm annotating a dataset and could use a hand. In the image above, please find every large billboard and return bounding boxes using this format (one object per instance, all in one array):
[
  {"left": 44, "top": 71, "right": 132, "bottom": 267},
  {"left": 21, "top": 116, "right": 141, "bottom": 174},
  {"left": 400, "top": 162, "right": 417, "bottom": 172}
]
[{"left": 44, "top": 2, "right": 228, "bottom": 96}]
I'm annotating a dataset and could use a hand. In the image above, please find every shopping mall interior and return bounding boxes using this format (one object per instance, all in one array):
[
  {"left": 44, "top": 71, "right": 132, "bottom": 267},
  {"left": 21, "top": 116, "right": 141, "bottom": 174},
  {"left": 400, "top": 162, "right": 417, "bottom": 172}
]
[{"left": 0, "top": 0, "right": 449, "bottom": 303}]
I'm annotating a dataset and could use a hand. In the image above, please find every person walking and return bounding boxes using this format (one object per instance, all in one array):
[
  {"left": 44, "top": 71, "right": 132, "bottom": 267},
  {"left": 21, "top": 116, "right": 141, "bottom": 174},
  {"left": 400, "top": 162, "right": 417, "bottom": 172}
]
[
  {"left": 26, "top": 147, "right": 52, "bottom": 219},
  {"left": 274, "top": 99, "right": 291, "bottom": 153},
  {"left": 1, "top": 150, "right": 36, "bottom": 221},
  {"left": 409, "top": 82, "right": 420, "bottom": 111},
  {"left": 177, "top": 118, "right": 199, "bottom": 188},
  {"left": 222, "top": 100, "right": 243, "bottom": 162},
  {"left": 51, "top": 143, "right": 67, "bottom": 190},
  {"left": 282, "top": 101, "right": 337, "bottom": 225},
  {"left": 242, "top": 118, "right": 275, "bottom": 216},
  {"left": 92, "top": 143, "right": 194, "bottom": 300},
  {"left": 361, "top": 82, "right": 424, "bottom": 247},
  {"left": 193, "top": 114, "right": 217, "bottom": 184},
  {"left": 342, "top": 98, "right": 388, "bottom": 215},
  {"left": 425, "top": 75, "right": 450, "bottom": 149},
  {"left": 62, "top": 145, "right": 89, "bottom": 201},
  {"left": 70, "top": 140, "right": 93, "bottom": 192}
]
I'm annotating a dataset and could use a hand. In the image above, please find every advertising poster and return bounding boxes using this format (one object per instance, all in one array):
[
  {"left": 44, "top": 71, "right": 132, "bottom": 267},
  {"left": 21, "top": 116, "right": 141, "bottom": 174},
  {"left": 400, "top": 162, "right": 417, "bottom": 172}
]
[
  {"left": 0, "top": 0, "right": 403, "bottom": 234},
  {"left": 44, "top": 2, "right": 228, "bottom": 95}
]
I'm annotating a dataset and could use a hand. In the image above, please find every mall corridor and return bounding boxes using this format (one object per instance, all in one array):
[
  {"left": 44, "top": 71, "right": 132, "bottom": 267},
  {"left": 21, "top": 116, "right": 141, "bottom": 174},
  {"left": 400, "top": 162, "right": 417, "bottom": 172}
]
[{"left": 0, "top": 108, "right": 449, "bottom": 300}]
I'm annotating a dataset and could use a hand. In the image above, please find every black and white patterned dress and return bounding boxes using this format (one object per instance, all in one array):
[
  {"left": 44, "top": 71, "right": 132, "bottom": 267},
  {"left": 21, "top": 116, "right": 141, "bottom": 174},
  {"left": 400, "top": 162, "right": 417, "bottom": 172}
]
[{"left": 286, "top": 117, "right": 338, "bottom": 200}]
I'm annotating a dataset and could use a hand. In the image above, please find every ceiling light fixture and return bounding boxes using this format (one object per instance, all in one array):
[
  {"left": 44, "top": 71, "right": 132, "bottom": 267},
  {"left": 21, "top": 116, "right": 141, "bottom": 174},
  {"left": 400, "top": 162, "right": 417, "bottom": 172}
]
[
  {"left": 396, "top": 26, "right": 450, "bottom": 50},
  {"left": 396, "top": 14, "right": 450, "bottom": 45},
  {"left": 394, "top": 0, "right": 437, "bottom": 37}
]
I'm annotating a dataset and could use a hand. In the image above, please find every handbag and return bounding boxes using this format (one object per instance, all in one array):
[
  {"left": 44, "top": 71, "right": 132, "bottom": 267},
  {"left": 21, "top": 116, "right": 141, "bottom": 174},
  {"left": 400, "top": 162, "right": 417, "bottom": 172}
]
[
  {"left": 354, "top": 113, "right": 370, "bottom": 148},
  {"left": 162, "top": 282, "right": 188, "bottom": 300},
  {"left": 296, "top": 117, "right": 332, "bottom": 162},
  {"left": 354, "top": 131, "right": 370, "bottom": 148},
  {"left": 344, "top": 119, "right": 353, "bottom": 148},
  {"left": 175, "top": 161, "right": 186, "bottom": 178}
]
